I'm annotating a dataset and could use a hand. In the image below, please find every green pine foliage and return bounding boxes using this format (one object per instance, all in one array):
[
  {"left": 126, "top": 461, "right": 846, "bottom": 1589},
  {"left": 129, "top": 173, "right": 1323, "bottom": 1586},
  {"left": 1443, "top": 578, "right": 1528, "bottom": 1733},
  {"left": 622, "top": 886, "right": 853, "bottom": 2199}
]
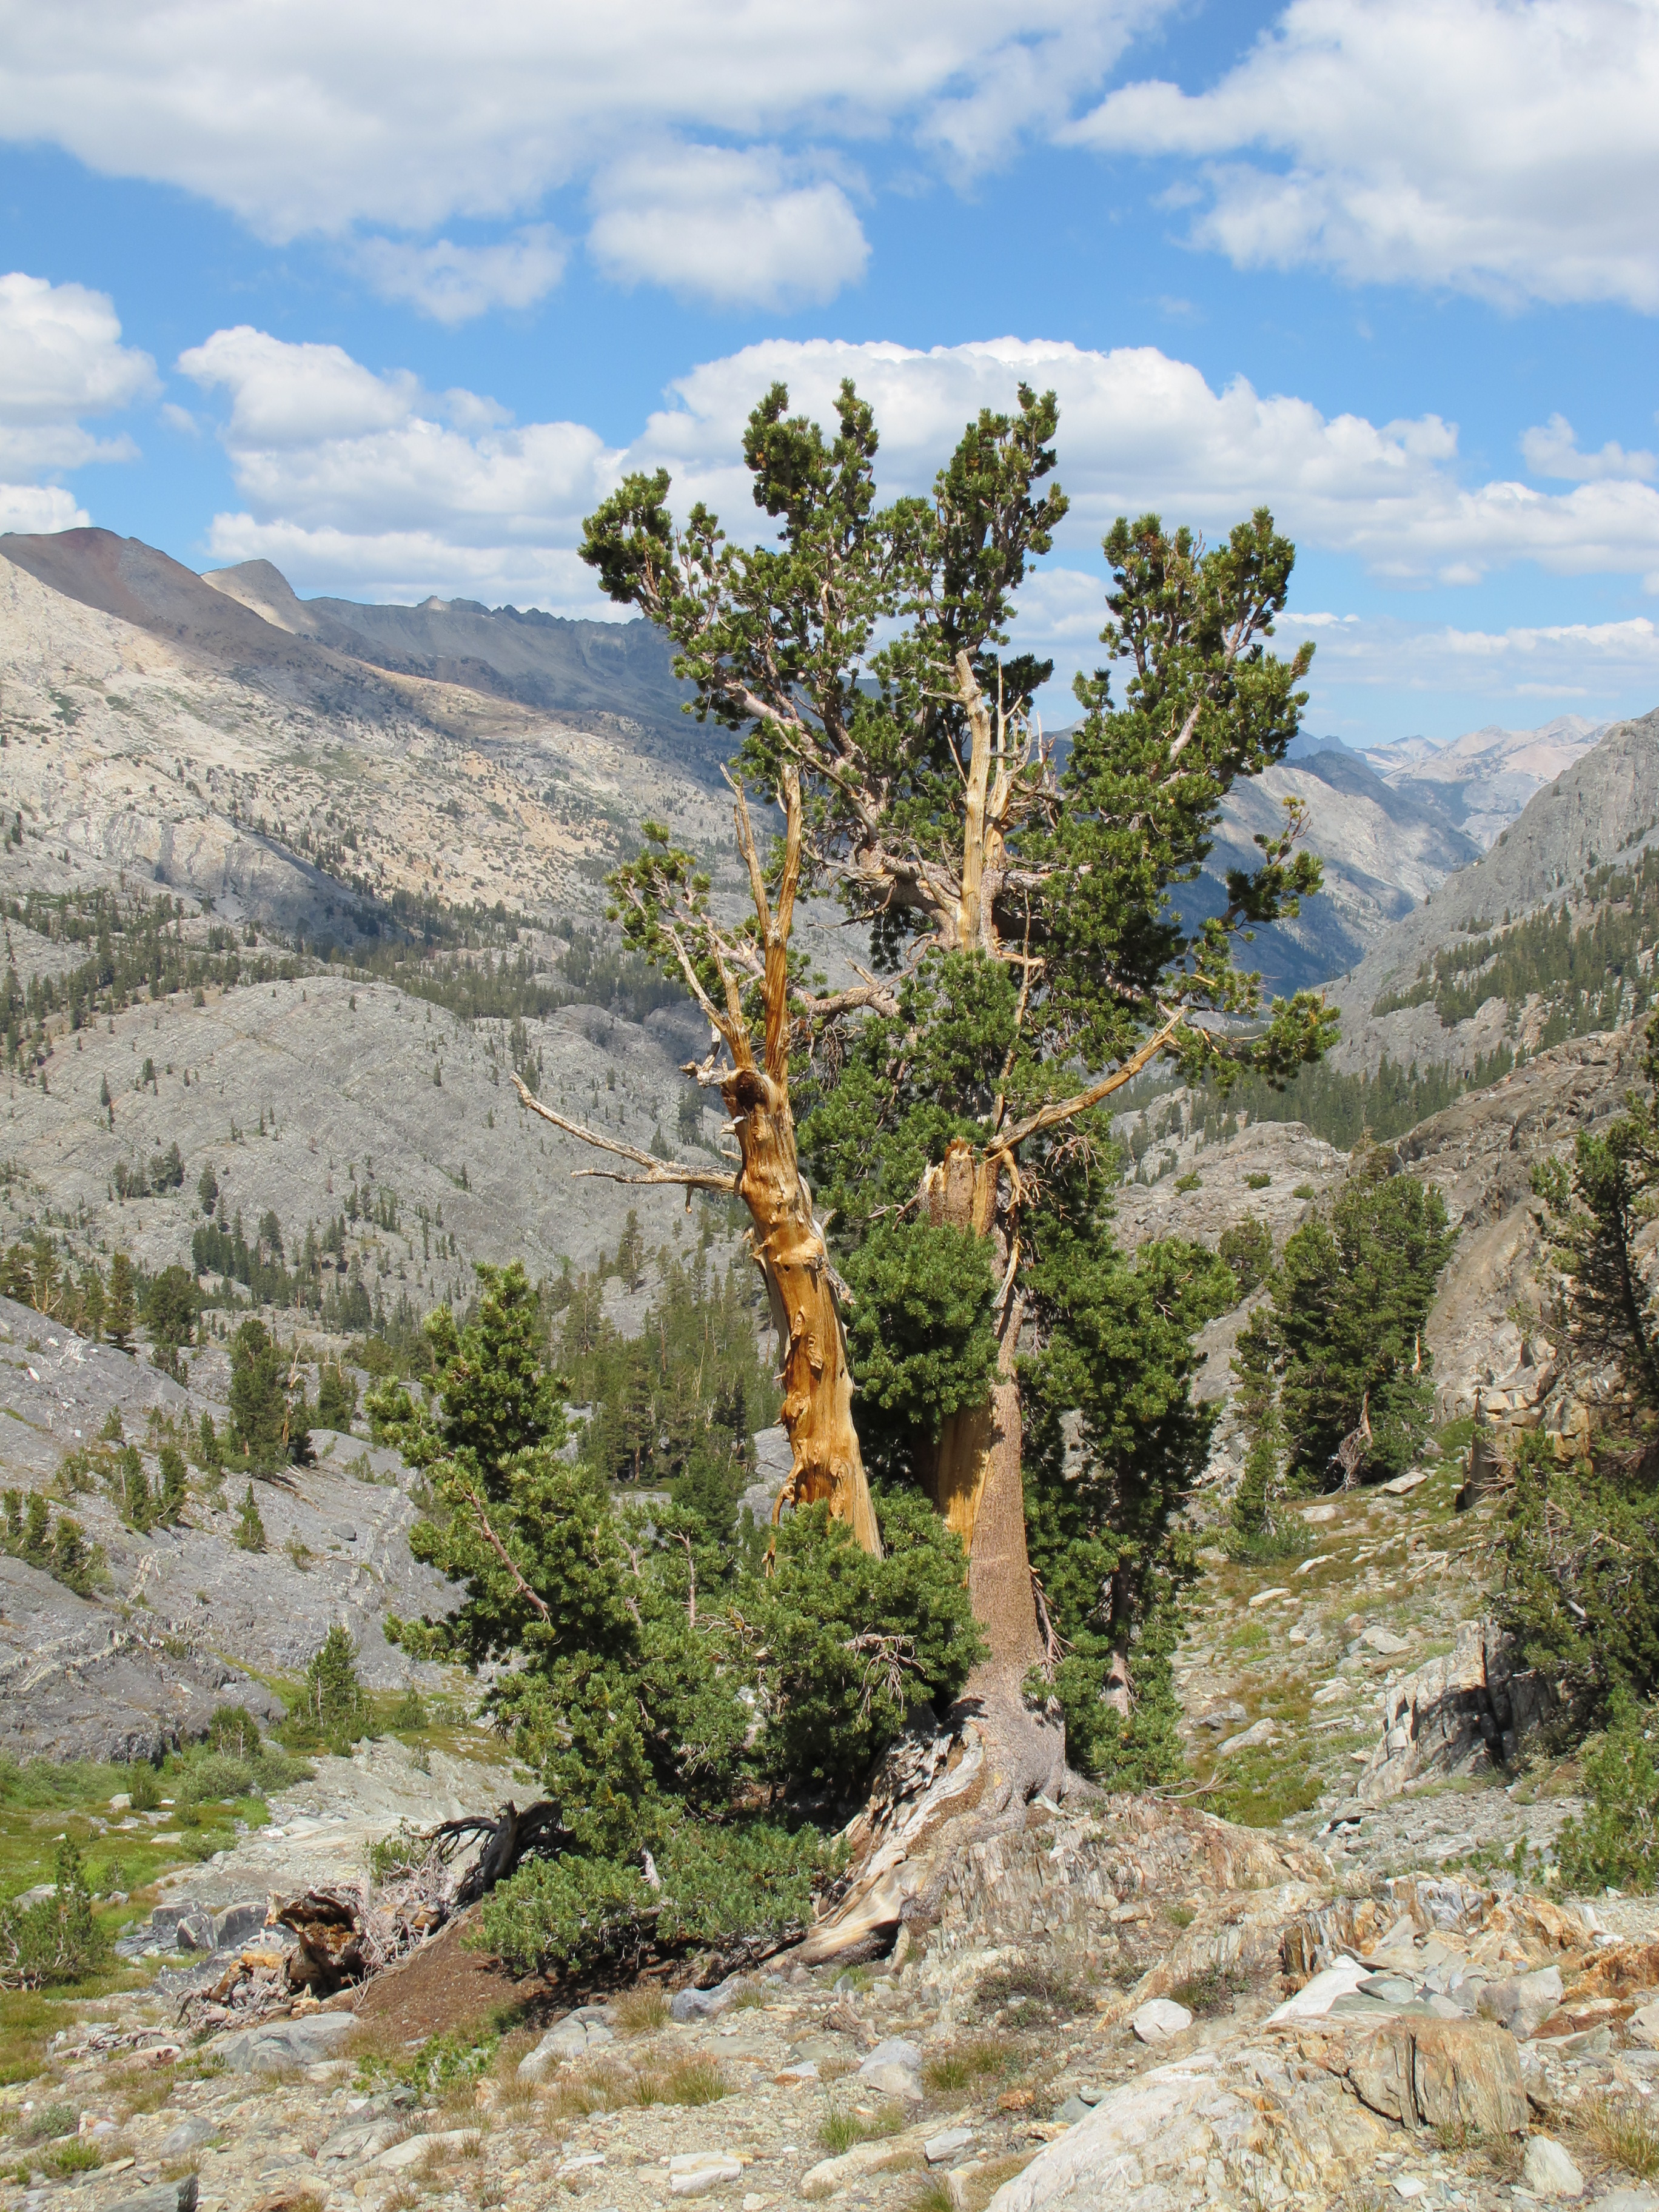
[
  {"left": 1373, "top": 848, "right": 1659, "bottom": 1034},
  {"left": 1498, "top": 1017, "right": 1659, "bottom": 1734},
  {"left": 1232, "top": 1155, "right": 1455, "bottom": 1513},
  {"left": 227, "top": 1319, "right": 311, "bottom": 1472},
  {"left": 315, "top": 1360, "right": 358, "bottom": 1433},
  {"left": 0, "top": 1838, "right": 110, "bottom": 1989},
  {"left": 1, "top": 1490, "right": 102, "bottom": 1598},
  {"left": 1552, "top": 1698, "right": 1659, "bottom": 1894},
  {"left": 1218, "top": 1218, "right": 1273, "bottom": 1301},
  {"left": 552, "top": 1239, "right": 777, "bottom": 1526},
  {"left": 281, "top": 1626, "right": 370, "bottom": 1754},
  {"left": 386, "top": 1261, "right": 978, "bottom": 1977},
  {"left": 233, "top": 1482, "right": 267, "bottom": 1553},
  {"left": 1021, "top": 1191, "right": 1236, "bottom": 1788}
]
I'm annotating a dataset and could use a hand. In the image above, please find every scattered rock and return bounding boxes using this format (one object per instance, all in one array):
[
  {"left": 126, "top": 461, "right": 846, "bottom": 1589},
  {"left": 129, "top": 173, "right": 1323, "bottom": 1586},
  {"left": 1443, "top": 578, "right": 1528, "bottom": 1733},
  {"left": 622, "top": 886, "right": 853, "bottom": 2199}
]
[
  {"left": 1520, "top": 2133, "right": 1586, "bottom": 2200},
  {"left": 1301, "top": 1502, "right": 1340, "bottom": 1523},
  {"left": 1196, "top": 1701, "right": 1247, "bottom": 1730},
  {"left": 1216, "top": 1718, "right": 1278, "bottom": 1757},
  {"left": 1381, "top": 1470, "right": 1430, "bottom": 1495},
  {"left": 518, "top": 2010, "right": 614, "bottom": 2078},
  {"left": 672, "top": 1978, "right": 739, "bottom": 2023},
  {"left": 217, "top": 2011, "right": 358, "bottom": 2071},
  {"left": 1247, "top": 1586, "right": 1292, "bottom": 1609},
  {"left": 1360, "top": 1624, "right": 1412, "bottom": 1656},
  {"left": 1131, "top": 1999, "right": 1194, "bottom": 2045},
  {"left": 668, "top": 2152, "right": 745, "bottom": 2198}
]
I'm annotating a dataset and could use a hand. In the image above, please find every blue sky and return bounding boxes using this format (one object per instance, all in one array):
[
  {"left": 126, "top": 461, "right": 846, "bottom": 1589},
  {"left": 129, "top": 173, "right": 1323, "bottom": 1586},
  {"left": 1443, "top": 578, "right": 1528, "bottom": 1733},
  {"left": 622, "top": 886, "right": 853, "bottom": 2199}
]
[{"left": 0, "top": 0, "right": 1656, "bottom": 747}]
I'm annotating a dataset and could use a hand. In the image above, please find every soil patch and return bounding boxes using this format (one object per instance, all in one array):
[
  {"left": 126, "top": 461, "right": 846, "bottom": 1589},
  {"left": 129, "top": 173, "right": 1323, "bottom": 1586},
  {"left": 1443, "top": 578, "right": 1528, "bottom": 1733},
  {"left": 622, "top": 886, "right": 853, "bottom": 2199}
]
[{"left": 332, "top": 1911, "right": 549, "bottom": 2042}]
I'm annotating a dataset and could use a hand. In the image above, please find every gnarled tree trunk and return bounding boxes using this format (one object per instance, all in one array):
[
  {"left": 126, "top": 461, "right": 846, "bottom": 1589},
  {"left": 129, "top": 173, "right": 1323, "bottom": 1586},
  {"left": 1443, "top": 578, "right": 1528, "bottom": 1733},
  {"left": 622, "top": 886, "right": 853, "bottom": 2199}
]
[{"left": 724, "top": 1061, "right": 880, "bottom": 1553}]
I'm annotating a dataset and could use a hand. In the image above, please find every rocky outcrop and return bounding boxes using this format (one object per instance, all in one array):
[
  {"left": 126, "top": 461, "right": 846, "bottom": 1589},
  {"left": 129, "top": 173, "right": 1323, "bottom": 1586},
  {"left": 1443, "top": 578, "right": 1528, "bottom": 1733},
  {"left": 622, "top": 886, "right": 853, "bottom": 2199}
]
[
  {"left": 1353, "top": 1617, "right": 1555, "bottom": 1804},
  {"left": 1395, "top": 1025, "right": 1649, "bottom": 1428},
  {"left": 0, "top": 1553, "right": 282, "bottom": 1763}
]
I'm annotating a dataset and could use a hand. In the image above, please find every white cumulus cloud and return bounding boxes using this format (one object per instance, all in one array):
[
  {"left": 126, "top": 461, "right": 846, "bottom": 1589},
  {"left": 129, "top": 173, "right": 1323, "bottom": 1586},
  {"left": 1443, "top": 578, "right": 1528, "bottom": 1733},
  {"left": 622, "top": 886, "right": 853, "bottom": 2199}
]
[
  {"left": 178, "top": 325, "right": 622, "bottom": 608},
  {"left": 0, "top": 1, "right": 1164, "bottom": 308},
  {"left": 1521, "top": 412, "right": 1658, "bottom": 484},
  {"left": 355, "top": 227, "right": 567, "bottom": 325},
  {"left": 178, "top": 323, "right": 1659, "bottom": 669},
  {"left": 1292, "top": 607, "right": 1659, "bottom": 709},
  {"left": 0, "top": 270, "right": 155, "bottom": 523},
  {"left": 1071, "top": 0, "right": 1659, "bottom": 311},
  {"left": 628, "top": 335, "right": 1659, "bottom": 588},
  {"left": 589, "top": 146, "right": 869, "bottom": 310}
]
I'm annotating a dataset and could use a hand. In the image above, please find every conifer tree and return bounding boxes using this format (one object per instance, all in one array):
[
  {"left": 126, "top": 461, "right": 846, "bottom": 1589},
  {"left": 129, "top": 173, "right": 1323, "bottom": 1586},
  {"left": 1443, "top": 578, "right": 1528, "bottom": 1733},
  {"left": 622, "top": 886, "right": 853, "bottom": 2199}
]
[
  {"left": 234, "top": 1481, "right": 266, "bottom": 1553},
  {"left": 106, "top": 1251, "right": 135, "bottom": 1352},
  {"left": 529, "top": 380, "right": 1333, "bottom": 1829}
]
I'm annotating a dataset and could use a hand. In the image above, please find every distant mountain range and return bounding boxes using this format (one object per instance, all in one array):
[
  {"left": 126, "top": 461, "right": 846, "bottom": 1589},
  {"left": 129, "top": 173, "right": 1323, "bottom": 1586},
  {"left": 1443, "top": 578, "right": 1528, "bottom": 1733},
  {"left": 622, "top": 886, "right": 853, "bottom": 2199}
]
[
  {"left": 0, "top": 528, "right": 1630, "bottom": 1004},
  {"left": 1361, "top": 716, "right": 1609, "bottom": 850},
  {"left": 1325, "top": 706, "right": 1659, "bottom": 1074}
]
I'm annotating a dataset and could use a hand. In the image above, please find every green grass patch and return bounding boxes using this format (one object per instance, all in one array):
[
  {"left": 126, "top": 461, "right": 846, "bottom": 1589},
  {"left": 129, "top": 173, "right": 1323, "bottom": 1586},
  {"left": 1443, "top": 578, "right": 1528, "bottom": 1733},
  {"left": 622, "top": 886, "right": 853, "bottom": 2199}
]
[{"left": 819, "top": 2100, "right": 905, "bottom": 2154}]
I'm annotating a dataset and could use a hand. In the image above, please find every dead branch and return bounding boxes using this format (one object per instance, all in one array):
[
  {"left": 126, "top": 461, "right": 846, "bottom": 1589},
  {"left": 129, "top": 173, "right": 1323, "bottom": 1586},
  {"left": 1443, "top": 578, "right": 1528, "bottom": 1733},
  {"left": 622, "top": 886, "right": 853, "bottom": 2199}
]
[
  {"left": 458, "top": 1480, "right": 551, "bottom": 1621},
  {"left": 514, "top": 1078, "right": 738, "bottom": 1194},
  {"left": 994, "top": 1007, "right": 1188, "bottom": 1155}
]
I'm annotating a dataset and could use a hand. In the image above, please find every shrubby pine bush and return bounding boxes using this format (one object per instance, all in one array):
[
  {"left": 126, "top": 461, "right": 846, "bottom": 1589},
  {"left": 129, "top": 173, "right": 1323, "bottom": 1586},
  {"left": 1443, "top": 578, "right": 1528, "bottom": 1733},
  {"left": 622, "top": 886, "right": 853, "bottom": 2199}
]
[
  {"left": 1500, "top": 1014, "right": 1659, "bottom": 1746},
  {"left": 0, "top": 1839, "right": 109, "bottom": 1989},
  {"left": 1553, "top": 1698, "right": 1659, "bottom": 1894},
  {"left": 381, "top": 1261, "right": 978, "bottom": 1976},
  {"left": 1230, "top": 1149, "right": 1455, "bottom": 1532}
]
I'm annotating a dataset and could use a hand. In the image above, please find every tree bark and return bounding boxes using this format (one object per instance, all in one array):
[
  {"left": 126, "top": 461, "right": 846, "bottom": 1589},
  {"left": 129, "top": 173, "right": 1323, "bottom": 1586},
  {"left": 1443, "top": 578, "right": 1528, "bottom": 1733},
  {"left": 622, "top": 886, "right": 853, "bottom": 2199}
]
[{"left": 725, "top": 1061, "right": 880, "bottom": 1554}]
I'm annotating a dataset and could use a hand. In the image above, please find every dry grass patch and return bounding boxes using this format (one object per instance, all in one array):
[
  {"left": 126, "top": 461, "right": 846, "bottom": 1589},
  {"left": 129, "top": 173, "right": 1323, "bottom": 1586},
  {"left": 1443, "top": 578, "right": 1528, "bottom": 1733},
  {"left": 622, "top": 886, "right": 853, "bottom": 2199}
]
[
  {"left": 924, "top": 2036, "right": 1021, "bottom": 2093},
  {"left": 613, "top": 1985, "right": 670, "bottom": 2036},
  {"left": 974, "top": 1959, "right": 1084, "bottom": 2022},
  {"left": 819, "top": 2099, "right": 906, "bottom": 2154},
  {"left": 944, "top": 2150, "right": 1037, "bottom": 2210},
  {"left": 110, "top": 2055, "right": 177, "bottom": 2118},
  {"left": 635, "top": 2054, "right": 726, "bottom": 2108},
  {"left": 1581, "top": 2092, "right": 1659, "bottom": 2180}
]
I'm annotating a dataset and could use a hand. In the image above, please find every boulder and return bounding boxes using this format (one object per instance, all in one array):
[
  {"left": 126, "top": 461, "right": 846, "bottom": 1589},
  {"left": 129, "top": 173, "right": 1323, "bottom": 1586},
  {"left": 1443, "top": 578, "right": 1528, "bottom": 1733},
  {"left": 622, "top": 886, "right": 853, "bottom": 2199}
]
[
  {"left": 1131, "top": 1999, "right": 1193, "bottom": 2045},
  {"left": 107, "top": 2183, "right": 198, "bottom": 2212},
  {"left": 1360, "top": 1624, "right": 1411, "bottom": 1656},
  {"left": 857, "top": 2036, "right": 924, "bottom": 2100},
  {"left": 980, "top": 2046, "right": 1389, "bottom": 2210},
  {"left": 1268, "top": 1958, "right": 1373, "bottom": 2023},
  {"left": 518, "top": 2009, "right": 614, "bottom": 2079},
  {"left": 925, "top": 2126, "right": 974, "bottom": 2163},
  {"left": 377, "top": 2130, "right": 474, "bottom": 2172},
  {"left": 1298, "top": 2017, "right": 1526, "bottom": 2137},
  {"left": 1355, "top": 1618, "right": 1553, "bottom": 1803},
  {"left": 1216, "top": 1718, "right": 1278, "bottom": 1757},
  {"left": 212, "top": 1900, "right": 270, "bottom": 1952},
  {"left": 802, "top": 2133, "right": 925, "bottom": 2198},
  {"left": 1476, "top": 1965, "right": 1563, "bottom": 2039},
  {"left": 1520, "top": 2134, "right": 1585, "bottom": 2200},
  {"left": 671, "top": 1977, "right": 739, "bottom": 2023},
  {"left": 218, "top": 2011, "right": 359, "bottom": 2071},
  {"left": 156, "top": 2116, "right": 215, "bottom": 2155},
  {"left": 1631, "top": 2000, "right": 1659, "bottom": 2048}
]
